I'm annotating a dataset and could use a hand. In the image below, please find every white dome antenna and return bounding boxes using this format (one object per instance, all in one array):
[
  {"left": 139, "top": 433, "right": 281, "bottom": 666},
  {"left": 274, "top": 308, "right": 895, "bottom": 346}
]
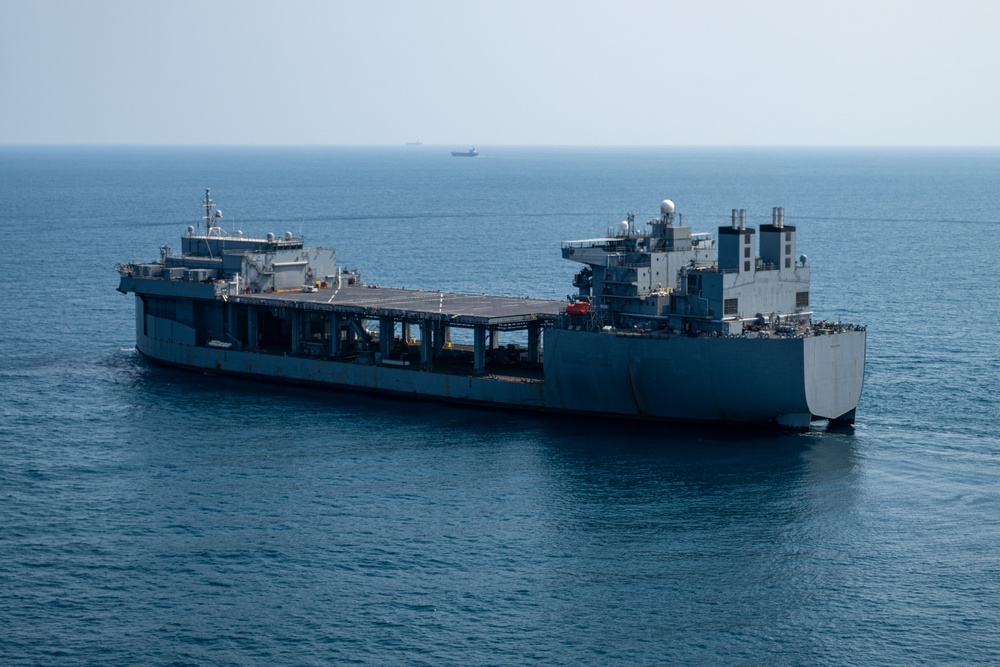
[{"left": 659, "top": 199, "right": 676, "bottom": 226}]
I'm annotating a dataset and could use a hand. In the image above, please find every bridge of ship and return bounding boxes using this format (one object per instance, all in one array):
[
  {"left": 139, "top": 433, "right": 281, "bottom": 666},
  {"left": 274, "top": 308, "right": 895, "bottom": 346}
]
[{"left": 229, "top": 285, "right": 565, "bottom": 374}]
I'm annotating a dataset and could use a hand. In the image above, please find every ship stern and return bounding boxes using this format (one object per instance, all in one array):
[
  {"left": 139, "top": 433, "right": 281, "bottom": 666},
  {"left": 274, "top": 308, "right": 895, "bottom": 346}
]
[{"left": 803, "top": 329, "right": 867, "bottom": 423}]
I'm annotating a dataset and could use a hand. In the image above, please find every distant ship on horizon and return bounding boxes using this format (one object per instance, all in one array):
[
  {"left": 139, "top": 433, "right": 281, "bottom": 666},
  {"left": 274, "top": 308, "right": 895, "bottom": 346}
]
[
  {"left": 451, "top": 147, "right": 479, "bottom": 157},
  {"left": 406, "top": 141, "right": 423, "bottom": 146}
]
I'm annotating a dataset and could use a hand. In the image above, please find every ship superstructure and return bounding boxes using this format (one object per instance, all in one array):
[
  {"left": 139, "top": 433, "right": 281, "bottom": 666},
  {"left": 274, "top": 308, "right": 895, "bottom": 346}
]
[
  {"left": 117, "top": 191, "right": 865, "bottom": 429},
  {"left": 562, "top": 200, "right": 813, "bottom": 335}
]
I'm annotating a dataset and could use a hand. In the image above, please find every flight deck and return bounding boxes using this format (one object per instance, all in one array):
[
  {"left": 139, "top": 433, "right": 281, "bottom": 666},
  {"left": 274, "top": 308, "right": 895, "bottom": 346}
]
[
  {"left": 232, "top": 285, "right": 564, "bottom": 328},
  {"left": 219, "top": 284, "right": 566, "bottom": 374}
]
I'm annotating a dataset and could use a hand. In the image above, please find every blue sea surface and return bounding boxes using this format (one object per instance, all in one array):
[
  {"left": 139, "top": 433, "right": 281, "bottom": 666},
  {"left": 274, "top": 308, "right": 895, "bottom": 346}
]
[{"left": 1, "top": 146, "right": 998, "bottom": 665}]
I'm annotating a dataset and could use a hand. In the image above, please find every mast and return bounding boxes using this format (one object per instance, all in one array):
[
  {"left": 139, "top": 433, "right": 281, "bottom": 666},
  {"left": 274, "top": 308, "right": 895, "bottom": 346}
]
[{"left": 202, "top": 188, "right": 222, "bottom": 236}]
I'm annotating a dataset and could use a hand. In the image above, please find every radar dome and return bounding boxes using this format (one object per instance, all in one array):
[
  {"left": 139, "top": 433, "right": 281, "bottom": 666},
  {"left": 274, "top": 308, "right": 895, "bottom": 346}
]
[
  {"left": 284, "top": 231, "right": 293, "bottom": 241},
  {"left": 799, "top": 254, "right": 808, "bottom": 266},
  {"left": 619, "top": 220, "right": 630, "bottom": 234},
  {"left": 660, "top": 199, "right": 675, "bottom": 214}
]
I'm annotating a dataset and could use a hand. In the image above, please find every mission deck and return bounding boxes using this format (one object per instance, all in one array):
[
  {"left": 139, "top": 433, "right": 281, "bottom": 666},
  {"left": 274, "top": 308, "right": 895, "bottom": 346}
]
[{"left": 231, "top": 285, "right": 565, "bottom": 328}]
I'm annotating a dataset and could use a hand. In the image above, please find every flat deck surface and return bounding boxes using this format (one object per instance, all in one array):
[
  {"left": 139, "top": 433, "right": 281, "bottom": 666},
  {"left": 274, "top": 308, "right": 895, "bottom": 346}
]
[{"left": 232, "top": 285, "right": 565, "bottom": 326}]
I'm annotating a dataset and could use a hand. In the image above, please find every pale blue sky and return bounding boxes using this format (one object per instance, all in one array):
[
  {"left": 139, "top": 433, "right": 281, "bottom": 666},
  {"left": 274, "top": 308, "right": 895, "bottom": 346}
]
[{"left": 1, "top": 0, "right": 997, "bottom": 145}]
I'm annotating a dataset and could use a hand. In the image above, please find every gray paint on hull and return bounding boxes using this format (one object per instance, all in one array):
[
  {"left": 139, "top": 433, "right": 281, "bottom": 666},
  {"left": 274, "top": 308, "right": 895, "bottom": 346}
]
[
  {"left": 136, "top": 309, "right": 865, "bottom": 425},
  {"left": 542, "top": 328, "right": 818, "bottom": 422}
]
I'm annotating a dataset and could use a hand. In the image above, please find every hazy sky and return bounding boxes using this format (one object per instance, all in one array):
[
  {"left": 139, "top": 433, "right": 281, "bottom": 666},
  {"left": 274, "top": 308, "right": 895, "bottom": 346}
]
[{"left": 1, "top": 0, "right": 997, "bottom": 145}]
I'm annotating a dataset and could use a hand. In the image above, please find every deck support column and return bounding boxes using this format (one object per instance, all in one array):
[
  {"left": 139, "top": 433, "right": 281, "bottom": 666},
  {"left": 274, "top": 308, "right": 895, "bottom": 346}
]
[
  {"left": 379, "top": 316, "right": 393, "bottom": 362},
  {"left": 528, "top": 323, "right": 541, "bottom": 364},
  {"left": 473, "top": 324, "right": 486, "bottom": 375},
  {"left": 433, "top": 321, "right": 446, "bottom": 357},
  {"left": 488, "top": 327, "right": 499, "bottom": 350},
  {"left": 329, "top": 312, "right": 341, "bottom": 356},
  {"left": 247, "top": 305, "right": 259, "bottom": 352},
  {"left": 420, "top": 320, "right": 434, "bottom": 368}
]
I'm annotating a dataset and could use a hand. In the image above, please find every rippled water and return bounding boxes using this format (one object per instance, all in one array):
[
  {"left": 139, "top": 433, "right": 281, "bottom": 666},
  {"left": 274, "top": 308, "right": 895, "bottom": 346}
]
[{"left": 1, "top": 146, "right": 998, "bottom": 665}]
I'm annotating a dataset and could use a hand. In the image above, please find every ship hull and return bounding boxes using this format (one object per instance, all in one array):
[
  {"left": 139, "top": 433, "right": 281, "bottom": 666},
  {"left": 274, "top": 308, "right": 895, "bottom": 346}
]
[
  {"left": 542, "top": 328, "right": 865, "bottom": 427},
  {"left": 134, "top": 298, "right": 865, "bottom": 428}
]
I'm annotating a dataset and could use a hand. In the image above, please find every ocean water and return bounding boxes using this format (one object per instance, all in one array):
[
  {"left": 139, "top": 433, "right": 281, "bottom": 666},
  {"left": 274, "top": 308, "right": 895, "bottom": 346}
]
[{"left": 1, "top": 146, "right": 998, "bottom": 666}]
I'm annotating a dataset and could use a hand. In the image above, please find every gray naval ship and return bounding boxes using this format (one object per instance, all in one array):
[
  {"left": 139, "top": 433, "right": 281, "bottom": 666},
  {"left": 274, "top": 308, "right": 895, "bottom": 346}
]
[{"left": 116, "top": 191, "right": 865, "bottom": 429}]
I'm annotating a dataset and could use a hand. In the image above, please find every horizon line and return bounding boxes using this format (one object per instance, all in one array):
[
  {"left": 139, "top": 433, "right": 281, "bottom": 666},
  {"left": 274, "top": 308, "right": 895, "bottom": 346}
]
[{"left": 2, "top": 142, "right": 999, "bottom": 150}]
